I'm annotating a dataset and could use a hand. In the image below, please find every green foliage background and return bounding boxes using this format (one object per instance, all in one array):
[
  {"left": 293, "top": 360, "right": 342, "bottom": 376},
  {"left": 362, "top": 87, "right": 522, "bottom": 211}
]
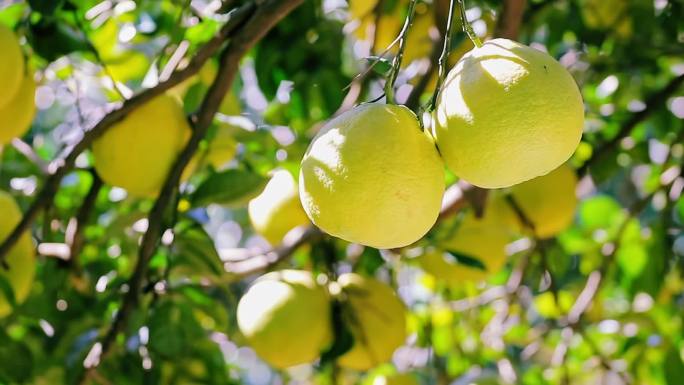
[{"left": 0, "top": 0, "right": 683, "bottom": 384}]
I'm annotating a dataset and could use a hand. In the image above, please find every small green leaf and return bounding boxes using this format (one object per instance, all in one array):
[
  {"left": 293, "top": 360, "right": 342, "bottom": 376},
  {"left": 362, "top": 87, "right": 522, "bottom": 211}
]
[
  {"left": 190, "top": 169, "right": 267, "bottom": 207},
  {"left": 665, "top": 347, "right": 684, "bottom": 385},
  {"left": 0, "top": 275, "right": 16, "bottom": 310},
  {"left": 364, "top": 56, "right": 393, "bottom": 76},
  {"left": 172, "top": 219, "right": 223, "bottom": 276},
  {"left": 443, "top": 250, "right": 487, "bottom": 271}
]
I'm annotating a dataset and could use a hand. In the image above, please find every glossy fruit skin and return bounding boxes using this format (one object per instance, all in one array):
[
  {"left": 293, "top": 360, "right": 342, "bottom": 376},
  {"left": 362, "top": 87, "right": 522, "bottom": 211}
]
[
  {"left": 248, "top": 170, "right": 310, "bottom": 245},
  {"left": 236, "top": 270, "right": 332, "bottom": 369},
  {"left": 508, "top": 164, "right": 577, "bottom": 239},
  {"left": 92, "top": 94, "right": 191, "bottom": 197},
  {"left": 434, "top": 38, "right": 584, "bottom": 188},
  {"left": 0, "top": 73, "right": 36, "bottom": 145},
  {"left": 299, "top": 104, "right": 444, "bottom": 249},
  {"left": 0, "top": 24, "right": 24, "bottom": 109},
  {"left": 0, "top": 191, "right": 36, "bottom": 317},
  {"left": 337, "top": 273, "right": 407, "bottom": 370}
]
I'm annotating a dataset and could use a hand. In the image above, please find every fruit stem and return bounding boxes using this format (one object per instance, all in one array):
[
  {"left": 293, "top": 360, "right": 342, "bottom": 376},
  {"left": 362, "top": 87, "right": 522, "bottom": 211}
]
[
  {"left": 428, "top": 0, "right": 481, "bottom": 112},
  {"left": 384, "top": 0, "right": 419, "bottom": 105},
  {"left": 458, "top": 0, "right": 482, "bottom": 49}
]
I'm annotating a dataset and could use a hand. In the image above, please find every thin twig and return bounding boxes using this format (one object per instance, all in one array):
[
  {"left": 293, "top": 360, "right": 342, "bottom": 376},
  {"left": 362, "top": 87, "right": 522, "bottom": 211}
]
[
  {"left": 429, "top": 0, "right": 458, "bottom": 111},
  {"left": 11, "top": 138, "right": 49, "bottom": 174},
  {"left": 0, "top": 3, "right": 255, "bottom": 266},
  {"left": 75, "top": 0, "right": 303, "bottom": 381},
  {"left": 384, "top": 0, "right": 419, "bottom": 104},
  {"left": 66, "top": 171, "right": 103, "bottom": 267},
  {"left": 579, "top": 73, "right": 684, "bottom": 176}
]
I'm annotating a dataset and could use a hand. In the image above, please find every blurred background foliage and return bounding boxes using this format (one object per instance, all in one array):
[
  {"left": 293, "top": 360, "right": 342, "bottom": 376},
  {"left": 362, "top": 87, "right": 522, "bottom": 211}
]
[{"left": 0, "top": 0, "right": 683, "bottom": 384}]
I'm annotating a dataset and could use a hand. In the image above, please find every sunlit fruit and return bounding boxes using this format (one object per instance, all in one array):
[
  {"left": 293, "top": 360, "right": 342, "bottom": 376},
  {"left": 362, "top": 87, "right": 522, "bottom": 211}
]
[
  {"left": 0, "top": 24, "right": 24, "bottom": 109},
  {"left": 372, "top": 373, "right": 419, "bottom": 385},
  {"left": 236, "top": 270, "right": 332, "bottom": 368},
  {"left": 0, "top": 73, "right": 36, "bottom": 145},
  {"left": 299, "top": 103, "right": 444, "bottom": 249},
  {"left": 336, "top": 273, "right": 407, "bottom": 370},
  {"left": 248, "top": 170, "right": 310, "bottom": 245},
  {"left": 0, "top": 191, "right": 36, "bottom": 317},
  {"left": 92, "top": 94, "right": 191, "bottom": 197},
  {"left": 434, "top": 38, "right": 584, "bottom": 188},
  {"left": 348, "top": 0, "right": 378, "bottom": 19},
  {"left": 508, "top": 164, "right": 577, "bottom": 239},
  {"left": 419, "top": 213, "right": 510, "bottom": 282}
]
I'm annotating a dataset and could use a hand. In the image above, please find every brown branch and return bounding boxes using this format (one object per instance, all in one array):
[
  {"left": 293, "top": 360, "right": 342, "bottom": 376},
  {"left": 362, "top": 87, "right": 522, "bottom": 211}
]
[
  {"left": 0, "top": 3, "right": 256, "bottom": 266},
  {"left": 76, "top": 0, "right": 303, "bottom": 380},
  {"left": 579, "top": 73, "right": 684, "bottom": 176},
  {"left": 66, "top": 171, "right": 103, "bottom": 267},
  {"left": 494, "top": 0, "right": 526, "bottom": 40}
]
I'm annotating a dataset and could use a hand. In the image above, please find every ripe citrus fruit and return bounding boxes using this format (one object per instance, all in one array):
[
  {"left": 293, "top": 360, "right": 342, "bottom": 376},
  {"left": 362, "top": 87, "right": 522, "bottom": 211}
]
[
  {"left": 0, "top": 191, "right": 36, "bottom": 317},
  {"left": 434, "top": 38, "right": 584, "bottom": 188},
  {"left": 508, "top": 164, "right": 577, "bottom": 239},
  {"left": 299, "top": 104, "right": 444, "bottom": 249},
  {"left": 580, "top": 0, "right": 632, "bottom": 38},
  {"left": 92, "top": 94, "right": 191, "bottom": 197},
  {"left": 248, "top": 170, "right": 310, "bottom": 245},
  {"left": 0, "top": 73, "right": 36, "bottom": 146},
  {"left": 419, "top": 213, "right": 510, "bottom": 282},
  {"left": 0, "top": 24, "right": 24, "bottom": 109},
  {"left": 236, "top": 270, "right": 332, "bottom": 368},
  {"left": 336, "top": 273, "right": 407, "bottom": 370}
]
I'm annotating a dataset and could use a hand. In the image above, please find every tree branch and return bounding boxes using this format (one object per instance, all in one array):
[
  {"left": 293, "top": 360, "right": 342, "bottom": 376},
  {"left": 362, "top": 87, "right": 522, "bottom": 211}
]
[
  {"left": 76, "top": 0, "right": 303, "bottom": 379},
  {"left": 0, "top": 2, "right": 256, "bottom": 266},
  {"left": 579, "top": 73, "right": 684, "bottom": 176},
  {"left": 494, "top": 0, "right": 526, "bottom": 40}
]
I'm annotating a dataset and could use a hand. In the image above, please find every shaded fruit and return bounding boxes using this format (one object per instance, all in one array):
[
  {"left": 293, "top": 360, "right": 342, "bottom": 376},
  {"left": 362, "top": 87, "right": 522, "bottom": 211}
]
[
  {"left": 299, "top": 104, "right": 444, "bottom": 249},
  {"left": 237, "top": 270, "right": 332, "bottom": 368},
  {"left": 92, "top": 94, "right": 191, "bottom": 197},
  {"left": 508, "top": 164, "right": 577, "bottom": 239},
  {"left": 337, "top": 273, "right": 407, "bottom": 370},
  {"left": 0, "top": 73, "right": 36, "bottom": 145},
  {"left": 248, "top": 170, "right": 310, "bottom": 245},
  {"left": 434, "top": 38, "right": 584, "bottom": 188},
  {"left": 0, "top": 24, "right": 24, "bottom": 108},
  {"left": 0, "top": 191, "right": 36, "bottom": 317},
  {"left": 181, "top": 125, "right": 238, "bottom": 180},
  {"left": 580, "top": 0, "right": 632, "bottom": 39}
]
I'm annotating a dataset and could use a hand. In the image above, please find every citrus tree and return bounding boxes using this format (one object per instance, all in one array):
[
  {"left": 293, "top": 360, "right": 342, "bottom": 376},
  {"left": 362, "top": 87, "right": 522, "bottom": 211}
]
[{"left": 0, "top": 0, "right": 683, "bottom": 384}]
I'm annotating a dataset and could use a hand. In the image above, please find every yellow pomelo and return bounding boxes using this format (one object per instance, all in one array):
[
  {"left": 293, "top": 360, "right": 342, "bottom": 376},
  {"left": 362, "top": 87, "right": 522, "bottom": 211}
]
[
  {"left": 0, "top": 191, "right": 36, "bottom": 317},
  {"left": 92, "top": 94, "right": 191, "bottom": 197},
  {"left": 0, "top": 73, "right": 36, "bottom": 145},
  {"left": 434, "top": 38, "right": 584, "bottom": 188},
  {"left": 181, "top": 125, "right": 238, "bottom": 180},
  {"left": 508, "top": 164, "right": 577, "bottom": 239},
  {"left": 0, "top": 24, "right": 24, "bottom": 109},
  {"left": 349, "top": 0, "right": 378, "bottom": 19},
  {"left": 420, "top": 216, "right": 509, "bottom": 282},
  {"left": 580, "top": 0, "right": 632, "bottom": 38},
  {"left": 237, "top": 270, "right": 332, "bottom": 368},
  {"left": 248, "top": 170, "right": 310, "bottom": 245},
  {"left": 372, "top": 373, "right": 419, "bottom": 385},
  {"left": 337, "top": 273, "right": 407, "bottom": 370},
  {"left": 300, "top": 104, "right": 444, "bottom": 249}
]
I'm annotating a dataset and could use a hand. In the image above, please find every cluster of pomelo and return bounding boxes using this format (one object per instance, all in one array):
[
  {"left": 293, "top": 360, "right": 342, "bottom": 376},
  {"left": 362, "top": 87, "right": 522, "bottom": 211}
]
[{"left": 236, "top": 270, "right": 407, "bottom": 370}]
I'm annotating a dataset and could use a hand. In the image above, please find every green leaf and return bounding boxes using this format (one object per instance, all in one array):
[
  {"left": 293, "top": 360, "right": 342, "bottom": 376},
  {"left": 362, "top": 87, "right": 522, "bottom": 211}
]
[
  {"left": 443, "top": 250, "right": 487, "bottom": 271},
  {"left": 0, "top": 275, "right": 16, "bottom": 310},
  {"left": 172, "top": 220, "right": 223, "bottom": 277},
  {"left": 665, "top": 347, "right": 684, "bottom": 385},
  {"left": 190, "top": 169, "right": 267, "bottom": 207},
  {"left": 27, "top": 0, "right": 65, "bottom": 15},
  {"left": 364, "top": 56, "right": 393, "bottom": 76}
]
